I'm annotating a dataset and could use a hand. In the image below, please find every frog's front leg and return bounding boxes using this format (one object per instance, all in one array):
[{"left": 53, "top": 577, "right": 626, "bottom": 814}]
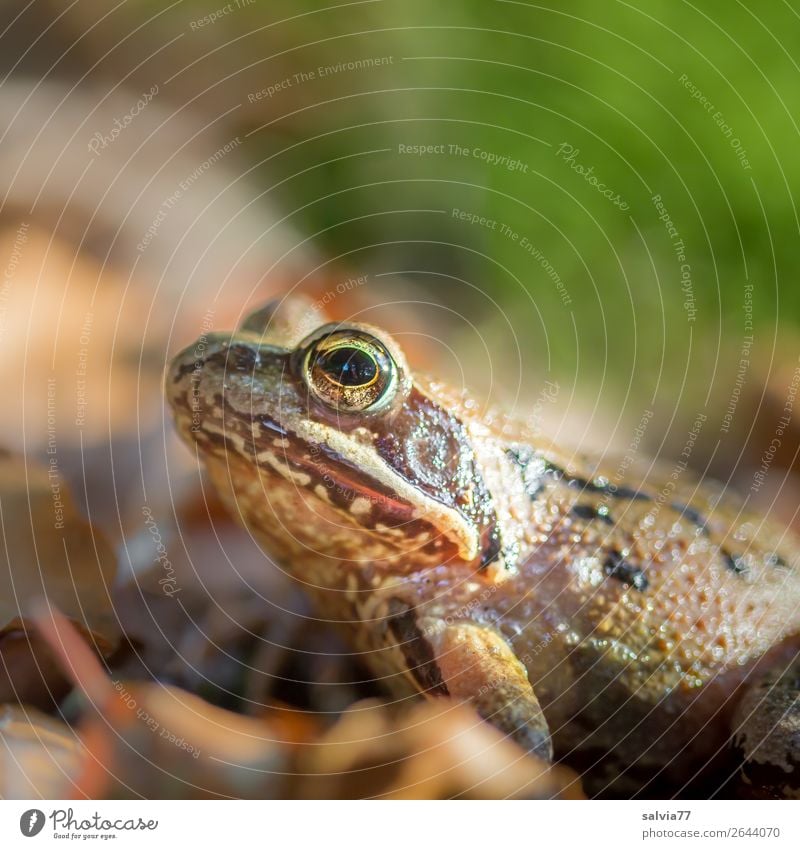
[
  {"left": 731, "top": 651, "right": 800, "bottom": 798},
  {"left": 388, "top": 602, "right": 552, "bottom": 761}
]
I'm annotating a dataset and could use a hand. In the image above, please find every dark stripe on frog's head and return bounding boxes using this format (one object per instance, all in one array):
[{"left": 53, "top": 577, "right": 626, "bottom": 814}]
[{"left": 370, "top": 386, "right": 507, "bottom": 570}]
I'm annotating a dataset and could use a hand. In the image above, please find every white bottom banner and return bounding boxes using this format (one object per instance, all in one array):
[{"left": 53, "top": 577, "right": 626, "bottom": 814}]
[{"left": 0, "top": 800, "right": 797, "bottom": 848}]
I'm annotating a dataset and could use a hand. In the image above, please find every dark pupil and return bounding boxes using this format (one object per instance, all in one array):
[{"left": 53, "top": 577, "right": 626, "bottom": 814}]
[{"left": 319, "top": 347, "right": 377, "bottom": 386}]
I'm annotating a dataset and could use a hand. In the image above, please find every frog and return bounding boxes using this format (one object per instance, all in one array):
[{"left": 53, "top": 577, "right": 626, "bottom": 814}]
[{"left": 167, "top": 295, "right": 800, "bottom": 797}]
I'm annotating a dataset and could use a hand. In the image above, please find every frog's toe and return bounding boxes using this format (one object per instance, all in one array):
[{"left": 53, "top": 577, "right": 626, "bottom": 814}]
[
  {"left": 731, "top": 650, "right": 800, "bottom": 798},
  {"left": 417, "top": 617, "right": 553, "bottom": 762}
]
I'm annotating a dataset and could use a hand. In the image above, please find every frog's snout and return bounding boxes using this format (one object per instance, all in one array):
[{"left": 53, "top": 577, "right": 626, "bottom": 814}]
[
  {"left": 166, "top": 332, "right": 291, "bottom": 442},
  {"left": 166, "top": 332, "right": 258, "bottom": 434}
]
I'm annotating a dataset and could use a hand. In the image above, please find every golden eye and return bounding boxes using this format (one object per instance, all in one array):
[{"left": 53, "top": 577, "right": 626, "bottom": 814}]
[{"left": 302, "top": 330, "right": 397, "bottom": 413}]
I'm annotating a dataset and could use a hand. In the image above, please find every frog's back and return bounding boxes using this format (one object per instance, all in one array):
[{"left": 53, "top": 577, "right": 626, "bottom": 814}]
[{"left": 508, "top": 442, "right": 800, "bottom": 674}]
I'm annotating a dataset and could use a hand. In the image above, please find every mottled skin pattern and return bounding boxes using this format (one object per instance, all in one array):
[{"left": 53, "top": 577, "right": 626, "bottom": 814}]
[{"left": 167, "top": 296, "right": 800, "bottom": 797}]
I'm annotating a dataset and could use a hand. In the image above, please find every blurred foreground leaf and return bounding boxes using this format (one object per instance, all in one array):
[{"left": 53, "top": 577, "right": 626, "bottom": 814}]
[
  {"left": 32, "top": 608, "right": 584, "bottom": 799},
  {"left": 0, "top": 704, "right": 84, "bottom": 798},
  {"left": 292, "top": 698, "right": 584, "bottom": 800},
  {"left": 0, "top": 452, "right": 118, "bottom": 706}
]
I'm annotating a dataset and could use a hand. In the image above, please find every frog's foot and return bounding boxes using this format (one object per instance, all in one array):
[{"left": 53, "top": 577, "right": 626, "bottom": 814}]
[
  {"left": 390, "top": 606, "right": 552, "bottom": 761},
  {"left": 731, "top": 652, "right": 800, "bottom": 798}
]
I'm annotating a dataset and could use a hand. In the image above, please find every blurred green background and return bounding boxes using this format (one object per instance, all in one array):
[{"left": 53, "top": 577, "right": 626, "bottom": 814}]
[{"left": 9, "top": 0, "right": 800, "bottom": 436}]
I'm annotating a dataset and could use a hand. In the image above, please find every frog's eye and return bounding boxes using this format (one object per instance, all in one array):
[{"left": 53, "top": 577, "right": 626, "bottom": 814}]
[{"left": 302, "top": 330, "right": 397, "bottom": 413}]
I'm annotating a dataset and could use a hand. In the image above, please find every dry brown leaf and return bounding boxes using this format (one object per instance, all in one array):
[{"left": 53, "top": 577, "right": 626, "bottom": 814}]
[
  {"left": 74, "top": 687, "right": 583, "bottom": 800},
  {"left": 84, "top": 681, "right": 291, "bottom": 799},
  {"left": 0, "top": 704, "right": 84, "bottom": 798},
  {"left": 293, "top": 698, "right": 584, "bottom": 800},
  {"left": 0, "top": 452, "right": 118, "bottom": 706},
  {"left": 0, "top": 226, "right": 161, "bottom": 447},
  {"left": 29, "top": 605, "right": 293, "bottom": 799}
]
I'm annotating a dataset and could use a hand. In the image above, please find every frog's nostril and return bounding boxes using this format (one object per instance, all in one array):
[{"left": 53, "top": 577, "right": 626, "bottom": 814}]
[
  {"left": 170, "top": 355, "right": 200, "bottom": 384},
  {"left": 167, "top": 335, "right": 230, "bottom": 394},
  {"left": 223, "top": 343, "right": 260, "bottom": 373}
]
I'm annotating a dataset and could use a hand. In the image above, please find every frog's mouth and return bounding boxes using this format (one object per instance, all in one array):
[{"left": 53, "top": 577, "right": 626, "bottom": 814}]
[
  {"left": 264, "top": 429, "right": 418, "bottom": 525},
  {"left": 230, "top": 417, "right": 481, "bottom": 563}
]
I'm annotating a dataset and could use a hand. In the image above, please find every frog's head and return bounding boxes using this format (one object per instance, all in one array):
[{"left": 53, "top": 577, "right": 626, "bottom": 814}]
[{"left": 167, "top": 296, "right": 505, "bottom": 575}]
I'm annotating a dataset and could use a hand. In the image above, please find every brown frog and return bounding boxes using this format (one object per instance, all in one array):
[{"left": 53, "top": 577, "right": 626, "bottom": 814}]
[{"left": 167, "top": 295, "right": 800, "bottom": 797}]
